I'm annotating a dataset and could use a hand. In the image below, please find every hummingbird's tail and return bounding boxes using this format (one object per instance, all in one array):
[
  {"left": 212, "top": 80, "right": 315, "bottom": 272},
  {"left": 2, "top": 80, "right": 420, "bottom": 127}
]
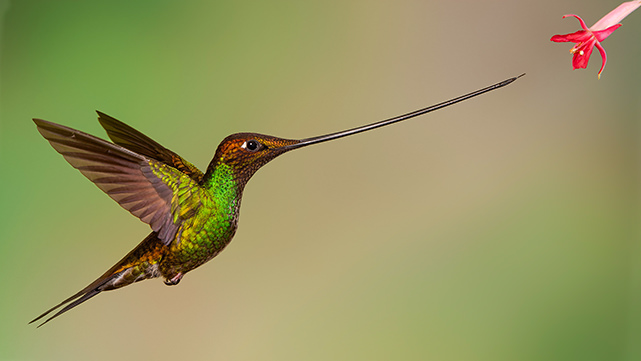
[{"left": 30, "top": 232, "right": 166, "bottom": 327}]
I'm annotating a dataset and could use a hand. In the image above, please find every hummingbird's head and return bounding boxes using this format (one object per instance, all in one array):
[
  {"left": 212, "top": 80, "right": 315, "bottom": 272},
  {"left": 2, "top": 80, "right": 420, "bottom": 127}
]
[{"left": 205, "top": 132, "right": 301, "bottom": 187}]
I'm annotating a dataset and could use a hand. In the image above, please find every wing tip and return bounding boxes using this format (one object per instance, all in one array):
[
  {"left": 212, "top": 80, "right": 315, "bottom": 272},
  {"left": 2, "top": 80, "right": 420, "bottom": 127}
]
[
  {"left": 96, "top": 110, "right": 110, "bottom": 119},
  {"left": 33, "top": 118, "right": 50, "bottom": 126},
  {"left": 96, "top": 111, "right": 118, "bottom": 124}
]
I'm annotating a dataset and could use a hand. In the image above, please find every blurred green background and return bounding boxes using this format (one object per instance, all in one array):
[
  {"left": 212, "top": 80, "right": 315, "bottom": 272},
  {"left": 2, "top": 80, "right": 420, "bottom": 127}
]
[{"left": 1, "top": 1, "right": 639, "bottom": 360}]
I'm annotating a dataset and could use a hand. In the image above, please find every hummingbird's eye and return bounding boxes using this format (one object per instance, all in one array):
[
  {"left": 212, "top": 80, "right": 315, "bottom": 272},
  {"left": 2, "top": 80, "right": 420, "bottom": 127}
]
[{"left": 242, "top": 139, "right": 262, "bottom": 152}]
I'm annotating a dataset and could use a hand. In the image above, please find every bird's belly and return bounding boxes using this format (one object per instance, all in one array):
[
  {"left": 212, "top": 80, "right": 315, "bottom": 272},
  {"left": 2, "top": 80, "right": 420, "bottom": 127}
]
[{"left": 160, "top": 215, "right": 237, "bottom": 278}]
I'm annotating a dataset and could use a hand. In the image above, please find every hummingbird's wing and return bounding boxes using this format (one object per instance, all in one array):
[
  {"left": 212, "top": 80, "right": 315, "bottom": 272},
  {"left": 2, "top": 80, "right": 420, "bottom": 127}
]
[
  {"left": 34, "top": 119, "right": 205, "bottom": 246},
  {"left": 96, "top": 111, "right": 204, "bottom": 183}
]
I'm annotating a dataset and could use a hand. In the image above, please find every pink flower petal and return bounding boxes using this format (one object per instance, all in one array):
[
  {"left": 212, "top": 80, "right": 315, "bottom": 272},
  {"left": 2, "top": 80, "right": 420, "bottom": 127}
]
[
  {"left": 594, "top": 42, "right": 609, "bottom": 79},
  {"left": 593, "top": 23, "right": 622, "bottom": 41},
  {"left": 550, "top": 30, "right": 590, "bottom": 43},
  {"left": 562, "top": 14, "right": 590, "bottom": 30},
  {"left": 591, "top": 0, "right": 641, "bottom": 30}
]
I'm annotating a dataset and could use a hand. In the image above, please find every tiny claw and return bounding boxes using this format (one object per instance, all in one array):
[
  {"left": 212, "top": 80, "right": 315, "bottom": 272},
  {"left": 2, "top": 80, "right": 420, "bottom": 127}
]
[{"left": 164, "top": 273, "right": 183, "bottom": 286}]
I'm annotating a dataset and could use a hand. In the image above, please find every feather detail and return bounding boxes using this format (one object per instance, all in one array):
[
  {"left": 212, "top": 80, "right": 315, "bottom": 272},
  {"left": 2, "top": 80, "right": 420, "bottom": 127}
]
[
  {"left": 96, "top": 111, "right": 204, "bottom": 183},
  {"left": 33, "top": 118, "right": 203, "bottom": 245}
]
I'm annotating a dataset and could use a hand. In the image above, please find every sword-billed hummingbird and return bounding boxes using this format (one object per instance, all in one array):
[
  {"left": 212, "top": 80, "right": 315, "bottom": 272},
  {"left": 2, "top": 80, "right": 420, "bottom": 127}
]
[{"left": 30, "top": 75, "right": 522, "bottom": 326}]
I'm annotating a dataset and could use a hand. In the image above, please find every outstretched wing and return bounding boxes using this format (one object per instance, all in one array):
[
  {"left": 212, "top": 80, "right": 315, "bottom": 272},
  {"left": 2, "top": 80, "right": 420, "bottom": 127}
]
[
  {"left": 33, "top": 118, "right": 204, "bottom": 245},
  {"left": 96, "top": 111, "right": 204, "bottom": 183}
]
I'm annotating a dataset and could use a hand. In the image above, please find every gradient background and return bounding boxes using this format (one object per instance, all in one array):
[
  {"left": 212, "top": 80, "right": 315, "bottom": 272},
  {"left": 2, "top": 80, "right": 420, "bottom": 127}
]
[{"left": 1, "top": 1, "right": 640, "bottom": 360}]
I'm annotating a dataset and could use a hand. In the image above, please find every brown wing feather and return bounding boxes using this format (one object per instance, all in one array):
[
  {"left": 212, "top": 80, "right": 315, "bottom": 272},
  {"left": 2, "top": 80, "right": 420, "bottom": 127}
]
[
  {"left": 33, "top": 118, "right": 181, "bottom": 245},
  {"left": 96, "top": 111, "right": 204, "bottom": 183}
]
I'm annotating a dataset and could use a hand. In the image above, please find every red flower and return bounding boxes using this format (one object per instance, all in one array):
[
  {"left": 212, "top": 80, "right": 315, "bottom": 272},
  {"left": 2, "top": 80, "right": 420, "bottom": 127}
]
[{"left": 551, "top": 1, "right": 641, "bottom": 78}]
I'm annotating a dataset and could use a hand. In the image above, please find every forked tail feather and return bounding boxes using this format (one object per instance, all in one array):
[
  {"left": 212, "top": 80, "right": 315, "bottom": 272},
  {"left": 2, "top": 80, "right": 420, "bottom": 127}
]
[{"left": 30, "top": 232, "right": 165, "bottom": 327}]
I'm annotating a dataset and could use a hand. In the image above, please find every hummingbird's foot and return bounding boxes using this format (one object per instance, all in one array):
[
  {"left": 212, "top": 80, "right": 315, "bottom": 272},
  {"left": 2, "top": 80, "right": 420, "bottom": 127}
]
[{"left": 164, "top": 273, "right": 183, "bottom": 286}]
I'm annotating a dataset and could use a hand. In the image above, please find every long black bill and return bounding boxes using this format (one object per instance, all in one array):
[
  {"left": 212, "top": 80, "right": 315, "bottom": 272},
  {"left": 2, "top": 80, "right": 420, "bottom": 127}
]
[{"left": 285, "top": 74, "right": 524, "bottom": 150}]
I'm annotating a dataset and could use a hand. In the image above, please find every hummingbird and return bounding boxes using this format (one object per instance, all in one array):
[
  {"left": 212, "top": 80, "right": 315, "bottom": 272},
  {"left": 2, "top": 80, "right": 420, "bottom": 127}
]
[{"left": 29, "top": 75, "right": 522, "bottom": 327}]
